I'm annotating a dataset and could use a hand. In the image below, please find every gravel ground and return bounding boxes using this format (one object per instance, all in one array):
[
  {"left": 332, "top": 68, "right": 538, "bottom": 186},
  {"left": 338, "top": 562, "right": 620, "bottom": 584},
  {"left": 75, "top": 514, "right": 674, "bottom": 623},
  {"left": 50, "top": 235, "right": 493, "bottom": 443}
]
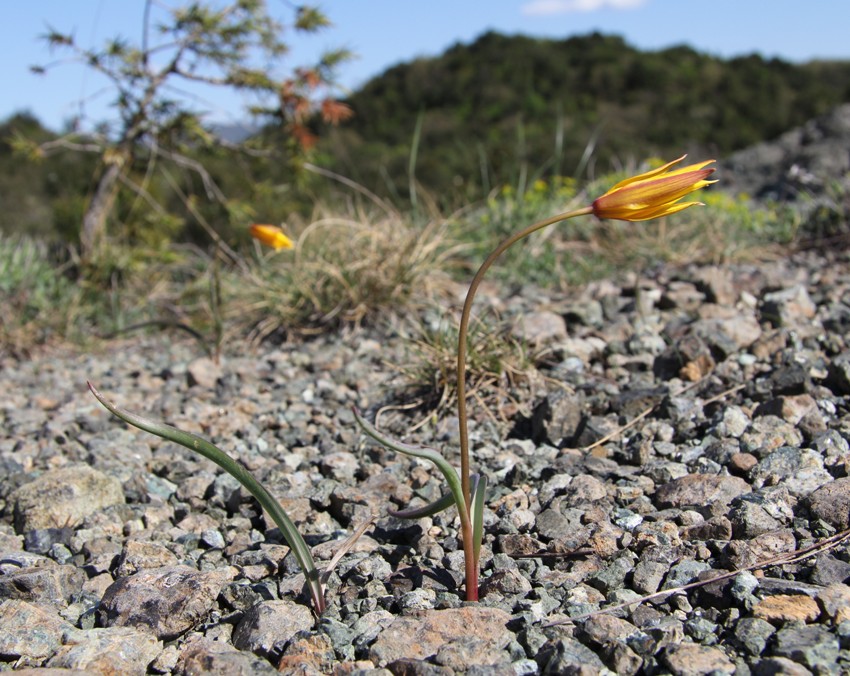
[{"left": 2, "top": 248, "right": 850, "bottom": 675}]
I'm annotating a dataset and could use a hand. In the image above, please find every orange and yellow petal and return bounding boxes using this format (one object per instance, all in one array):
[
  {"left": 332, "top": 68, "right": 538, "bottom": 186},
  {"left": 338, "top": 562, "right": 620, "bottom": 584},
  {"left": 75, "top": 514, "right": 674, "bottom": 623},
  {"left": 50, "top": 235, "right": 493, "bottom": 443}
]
[
  {"left": 250, "top": 224, "right": 294, "bottom": 250},
  {"left": 593, "top": 156, "right": 716, "bottom": 222}
]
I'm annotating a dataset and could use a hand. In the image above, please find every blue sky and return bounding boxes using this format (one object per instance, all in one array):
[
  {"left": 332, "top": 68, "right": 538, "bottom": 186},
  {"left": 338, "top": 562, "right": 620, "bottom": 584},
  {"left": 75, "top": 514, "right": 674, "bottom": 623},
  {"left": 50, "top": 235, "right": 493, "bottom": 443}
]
[{"left": 3, "top": 0, "right": 849, "bottom": 132}]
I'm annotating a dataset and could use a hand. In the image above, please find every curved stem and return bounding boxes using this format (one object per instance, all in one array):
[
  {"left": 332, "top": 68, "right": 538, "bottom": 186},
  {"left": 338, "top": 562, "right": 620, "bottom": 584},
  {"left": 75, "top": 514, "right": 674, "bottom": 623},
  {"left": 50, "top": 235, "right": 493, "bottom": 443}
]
[{"left": 456, "top": 206, "right": 593, "bottom": 508}]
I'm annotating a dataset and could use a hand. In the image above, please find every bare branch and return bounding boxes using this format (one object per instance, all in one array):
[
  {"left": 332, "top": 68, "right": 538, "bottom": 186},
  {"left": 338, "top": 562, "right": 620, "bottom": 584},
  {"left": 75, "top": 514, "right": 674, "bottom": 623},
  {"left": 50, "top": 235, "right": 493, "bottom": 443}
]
[{"left": 39, "top": 135, "right": 106, "bottom": 155}]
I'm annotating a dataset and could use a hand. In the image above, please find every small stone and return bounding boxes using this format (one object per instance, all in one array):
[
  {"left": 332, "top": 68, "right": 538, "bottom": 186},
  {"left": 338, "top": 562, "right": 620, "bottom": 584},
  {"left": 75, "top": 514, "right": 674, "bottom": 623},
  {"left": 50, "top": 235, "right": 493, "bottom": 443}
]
[
  {"left": 809, "top": 553, "right": 850, "bottom": 586},
  {"left": 186, "top": 356, "right": 222, "bottom": 388},
  {"left": 115, "top": 539, "right": 180, "bottom": 577},
  {"left": 655, "top": 474, "right": 751, "bottom": 509},
  {"left": 580, "top": 614, "right": 639, "bottom": 645},
  {"left": 277, "top": 632, "right": 336, "bottom": 674},
  {"left": 531, "top": 390, "right": 584, "bottom": 447},
  {"left": 825, "top": 351, "right": 850, "bottom": 395},
  {"left": 175, "top": 634, "right": 279, "bottom": 675},
  {"left": 512, "top": 311, "right": 567, "bottom": 347},
  {"left": 733, "top": 617, "right": 775, "bottom": 656},
  {"left": 479, "top": 568, "right": 533, "bottom": 598},
  {"left": 729, "top": 452, "right": 758, "bottom": 474},
  {"left": 369, "top": 607, "right": 511, "bottom": 668},
  {"left": 752, "top": 594, "right": 820, "bottom": 623},
  {"left": 0, "top": 599, "right": 75, "bottom": 664},
  {"left": 0, "top": 562, "right": 86, "bottom": 607},
  {"left": 806, "top": 478, "right": 850, "bottom": 530},
  {"left": 631, "top": 560, "right": 668, "bottom": 595},
  {"left": 724, "top": 530, "right": 796, "bottom": 569},
  {"left": 752, "top": 656, "right": 814, "bottom": 676},
  {"left": 761, "top": 285, "right": 817, "bottom": 327},
  {"left": 694, "top": 314, "right": 762, "bottom": 353},
  {"left": 11, "top": 465, "right": 124, "bottom": 532},
  {"left": 719, "top": 406, "right": 751, "bottom": 438},
  {"left": 693, "top": 266, "right": 737, "bottom": 305},
  {"left": 231, "top": 599, "right": 315, "bottom": 658},
  {"left": 661, "top": 642, "right": 736, "bottom": 676},
  {"left": 535, "top": 637, "right": 607, "bottom": 674},
  {"left": 602, "top": 639, "right": 643, "bottom": 676},
  {"left": 498, "top": 534, "right": 545, "bottom": 557},
  {"left": 816, "top": 583, "right": 850, "bottom": 624},
  {"left": 46, "top": 626, "right": 162, "bottom": 676},
  {"left": 772, "top": 623, "right": 840, "bottom": 672},
  {"left": 757, "top": 394, "right": 819, "bottom": 425},
  {"left": 729, "top": 499, "right": 784, "bottom": 539},
  {"left": 663, "top": 560, "right": 712, "bottom": 590},
  {"left": 99, "top": 565, "right": 232, "bottom": 640}
]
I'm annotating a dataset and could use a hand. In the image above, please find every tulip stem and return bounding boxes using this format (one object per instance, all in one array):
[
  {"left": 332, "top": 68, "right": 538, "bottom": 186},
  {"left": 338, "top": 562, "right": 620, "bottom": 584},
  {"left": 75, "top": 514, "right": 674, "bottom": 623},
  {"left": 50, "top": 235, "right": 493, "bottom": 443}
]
[{"left": 457, "top": 206, "right": 591, "bottom": 509}]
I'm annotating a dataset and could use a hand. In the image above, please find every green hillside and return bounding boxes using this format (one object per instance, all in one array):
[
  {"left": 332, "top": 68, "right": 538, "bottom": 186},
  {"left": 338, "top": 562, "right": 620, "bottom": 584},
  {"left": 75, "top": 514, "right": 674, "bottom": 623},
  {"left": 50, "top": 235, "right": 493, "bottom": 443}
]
[
  {"left": 319, "top": 31, "right": 850, "bottom": 204},
  {"left": 3, "top": 31, "right": 850, "bottom": 244}
]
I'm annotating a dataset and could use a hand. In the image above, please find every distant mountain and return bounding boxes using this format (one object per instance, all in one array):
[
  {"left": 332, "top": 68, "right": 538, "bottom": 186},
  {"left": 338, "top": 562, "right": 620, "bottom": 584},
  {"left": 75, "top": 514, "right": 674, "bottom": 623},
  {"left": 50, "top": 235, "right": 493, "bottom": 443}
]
[
  {"left": 316, "top": 31, "right": 850, "bottom": 206},
  {"left": 211, "top": 122, "right": 260, "bottom": 144}
]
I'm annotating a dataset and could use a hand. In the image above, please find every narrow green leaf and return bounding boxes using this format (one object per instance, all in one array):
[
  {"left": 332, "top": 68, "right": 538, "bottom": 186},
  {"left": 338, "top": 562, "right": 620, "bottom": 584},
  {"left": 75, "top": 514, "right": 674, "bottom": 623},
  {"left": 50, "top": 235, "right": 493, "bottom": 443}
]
[
  {"left": 469, "top": 473, "right": 488, "bottom": 564},
  {"left": 389, "top": 490, "right": 455, "bottom": 519},
  {"left": 352, "top": 407, "right": 469, "bottom": 525},
  {"left": 88, "top": 382, "right": 325, "bottom": 614}
]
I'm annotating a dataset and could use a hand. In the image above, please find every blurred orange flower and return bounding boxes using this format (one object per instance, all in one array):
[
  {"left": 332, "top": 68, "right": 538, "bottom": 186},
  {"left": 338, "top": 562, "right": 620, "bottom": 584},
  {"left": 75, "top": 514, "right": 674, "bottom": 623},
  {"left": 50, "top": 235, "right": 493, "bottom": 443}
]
[{"left": 250, "top": 224, "right": 294, "bottom": 250}]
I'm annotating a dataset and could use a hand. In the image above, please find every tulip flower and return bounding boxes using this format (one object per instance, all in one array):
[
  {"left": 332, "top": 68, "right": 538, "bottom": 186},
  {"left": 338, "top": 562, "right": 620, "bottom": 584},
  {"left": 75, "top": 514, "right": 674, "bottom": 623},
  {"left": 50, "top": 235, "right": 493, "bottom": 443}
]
[
  {"left": 250, "top": 224, "right": 294, "bottom": 250},
  {"left": 592, "top": 155, "right": 716, "bottom": 222}
]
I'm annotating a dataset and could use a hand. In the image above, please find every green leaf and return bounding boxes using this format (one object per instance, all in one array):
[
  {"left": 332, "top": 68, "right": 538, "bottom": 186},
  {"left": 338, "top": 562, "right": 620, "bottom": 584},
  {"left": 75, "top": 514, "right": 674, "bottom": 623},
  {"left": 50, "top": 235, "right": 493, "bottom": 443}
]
[
  {"left": 389, "top": 490, "right": 455, "bottom": 519},
  {"left": 352, "top": 407, "right": 469, "bottom": 526},
  {"left": 88, "top": 381, "right": 325, "bottom": 614},
  {"left": 469, "top": 473, "right": 488, "bottom": 564}
]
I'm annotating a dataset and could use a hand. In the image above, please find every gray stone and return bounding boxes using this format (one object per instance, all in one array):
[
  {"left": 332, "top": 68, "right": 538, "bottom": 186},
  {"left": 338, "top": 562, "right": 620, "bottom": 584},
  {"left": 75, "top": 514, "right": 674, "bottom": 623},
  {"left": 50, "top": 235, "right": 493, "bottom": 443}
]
[
  {"left": 115, "top": 539, "right": 180, "bottom": 577},
  {"left": 588, "top": 554, "right": 635, "bottom": 594},
  {"left": 662, "top": 642, "right": 736, "bottom": 675},
  {"left": 531, "top": 391, "right": 584, "bottom": 447},
  {"left": 632, "top": 560, "right": 668, "bottom": 595},
  {"left": 99, "top": 565, "right": 231, "bottom": 640},
  {"left": 662, "top": 560, "right": 712, "bottom": 590},
  {"left": 512, "top": 311, "right": 567, "bottom": 347},
  {"left": 175, "top": 633, "right": 279, "bottom": 675},
  {"left": 535, "top": 637, "right": 607, "bottom": 675},
  {"left": 729, "top": 499, "right": 784, "bottom": 538},
  {"left": 186, "top": 356, "right": 222, "bottom": 388},
  {"left": 734, "top": 617, "right": 776, "bottom": 656},
  {"left": 0, "top": 599, "right": 75, "bottom": 664},
  {"left": 0, "top": 562, "right": 85, "bottom": 607},
  {"left": 752, "top": 656, "right": 814, "bottom": 675},
  {"left": 479, "top": 568, "right": 533, "bottom": 598},
  {"left": 602, "top": 639, "right": 643, "bottom": 676},
  {"left": 231, "top": 598, "right": 315, "bottom": 658},
  {"left": 772, "top": 624, "right": 840, "bottom": 672},
  {"left": 369, "top": 607, "right": 511, "bottom": 667},
  {"left": 46, "top": 626, "right": 162, "bottom": 676},
  {"left": 11, "top": 465, "right": 125, "bottom": 532},
  {"left": 825, "top": 351, "right": 850, "bottom": 395},
  {"left": 809, "top": 553, "right": 850, "bottom": 586},
  {"left": 655, "top": 474, "right": 751, "bottom": 509},
  {"left": 761, "top": 285, "right": 817, "bottom": 327},
  {"left": 806, "top": 478, "right": 850, "bottom": 530}
]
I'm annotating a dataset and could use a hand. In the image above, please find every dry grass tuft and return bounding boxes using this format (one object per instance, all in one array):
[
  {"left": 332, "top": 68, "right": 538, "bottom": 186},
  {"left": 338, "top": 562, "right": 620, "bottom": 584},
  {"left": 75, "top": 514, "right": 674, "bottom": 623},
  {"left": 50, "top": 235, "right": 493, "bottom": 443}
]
[{"left": 233, "top": 210, "right": 461, "bottom": 342}]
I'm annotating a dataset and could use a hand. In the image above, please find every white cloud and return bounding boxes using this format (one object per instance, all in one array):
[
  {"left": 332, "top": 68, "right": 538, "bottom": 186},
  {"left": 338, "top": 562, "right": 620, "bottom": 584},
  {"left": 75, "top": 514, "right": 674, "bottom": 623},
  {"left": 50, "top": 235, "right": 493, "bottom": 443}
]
[{"left": 521, "top": 0, "right": 648, "bottom": 15}]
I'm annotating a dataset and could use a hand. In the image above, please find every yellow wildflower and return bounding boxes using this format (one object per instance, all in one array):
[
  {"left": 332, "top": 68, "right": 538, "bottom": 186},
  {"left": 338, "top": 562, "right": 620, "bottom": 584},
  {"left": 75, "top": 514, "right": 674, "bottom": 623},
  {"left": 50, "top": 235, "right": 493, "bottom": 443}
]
[{"left": 250, "top": 224, "right": 294, "bottom": 250}]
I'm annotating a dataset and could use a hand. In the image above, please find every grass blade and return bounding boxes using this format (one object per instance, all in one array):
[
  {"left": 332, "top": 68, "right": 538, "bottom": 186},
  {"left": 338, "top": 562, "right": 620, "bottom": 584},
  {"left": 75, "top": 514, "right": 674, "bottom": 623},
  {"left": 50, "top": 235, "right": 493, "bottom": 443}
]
[{"left": 88, "top": 381, "right": 325, "bottom": 614}]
